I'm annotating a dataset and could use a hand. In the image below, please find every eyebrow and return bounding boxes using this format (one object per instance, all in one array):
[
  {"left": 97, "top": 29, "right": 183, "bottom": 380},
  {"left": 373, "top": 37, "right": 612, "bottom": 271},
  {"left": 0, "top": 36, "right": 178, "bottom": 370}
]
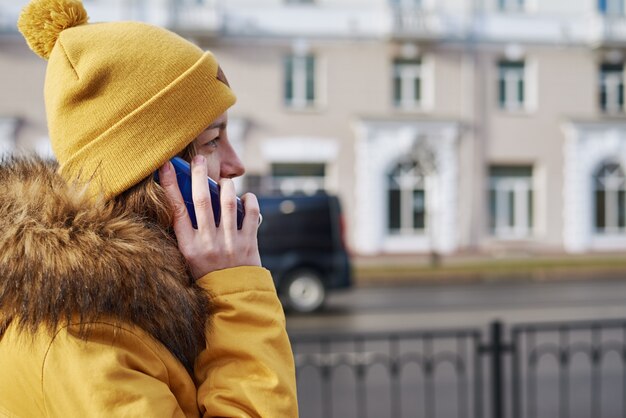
[{"left": 207, "top": 121, "right": 227, "bottom": 130}]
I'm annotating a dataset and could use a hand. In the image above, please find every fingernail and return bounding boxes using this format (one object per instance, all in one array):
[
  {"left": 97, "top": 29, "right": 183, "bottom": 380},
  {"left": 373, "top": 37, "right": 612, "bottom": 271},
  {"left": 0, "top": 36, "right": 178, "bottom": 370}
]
[
  {"left": 192, "top": 155, "right": 205, "bottom": 166},
  {"left": 161, "top": 161, "right": 172, "bottom": 174}
]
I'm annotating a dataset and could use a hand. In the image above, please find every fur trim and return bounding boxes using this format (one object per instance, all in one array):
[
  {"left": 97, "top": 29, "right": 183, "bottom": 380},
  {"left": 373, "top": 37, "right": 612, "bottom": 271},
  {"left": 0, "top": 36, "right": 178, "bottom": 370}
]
[{"left": 0, "top": 156, "right": 210, "bottom": 372}]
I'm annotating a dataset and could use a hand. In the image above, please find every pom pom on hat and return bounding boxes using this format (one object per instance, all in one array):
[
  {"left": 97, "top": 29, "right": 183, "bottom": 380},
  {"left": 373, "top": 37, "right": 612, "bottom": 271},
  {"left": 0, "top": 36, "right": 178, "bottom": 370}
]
[{"left": 18, "top": 0, "right": 88, "bottom": 59}]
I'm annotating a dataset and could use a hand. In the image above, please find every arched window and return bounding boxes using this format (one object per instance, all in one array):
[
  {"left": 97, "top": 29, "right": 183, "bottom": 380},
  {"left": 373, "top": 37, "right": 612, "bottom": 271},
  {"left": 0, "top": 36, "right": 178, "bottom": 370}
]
[
  {"left": 594, "top": 162, "right": 626, "bottom": 233},
  {"left": 388, "top": 159, "right": 426, "bottom": 234}
]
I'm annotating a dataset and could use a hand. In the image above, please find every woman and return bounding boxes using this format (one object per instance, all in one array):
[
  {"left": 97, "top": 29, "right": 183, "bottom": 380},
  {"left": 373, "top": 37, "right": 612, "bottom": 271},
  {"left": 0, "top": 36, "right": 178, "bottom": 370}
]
[{"left": 0, "top": 0, "right": 298, "bottom": 416}]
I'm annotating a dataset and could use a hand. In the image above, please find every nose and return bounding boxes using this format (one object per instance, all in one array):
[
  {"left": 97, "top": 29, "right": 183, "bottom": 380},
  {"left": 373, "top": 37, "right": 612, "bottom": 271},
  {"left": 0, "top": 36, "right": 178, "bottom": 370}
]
[{"left": 220, "top": 142, "right": 245, "bottom": 179}]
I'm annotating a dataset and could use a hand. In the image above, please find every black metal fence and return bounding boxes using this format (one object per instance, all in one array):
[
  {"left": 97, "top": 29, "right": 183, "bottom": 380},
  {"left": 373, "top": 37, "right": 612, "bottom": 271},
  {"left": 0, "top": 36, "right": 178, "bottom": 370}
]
[{"left": 289, "top": 318, "right": 626, "bottom": 418}]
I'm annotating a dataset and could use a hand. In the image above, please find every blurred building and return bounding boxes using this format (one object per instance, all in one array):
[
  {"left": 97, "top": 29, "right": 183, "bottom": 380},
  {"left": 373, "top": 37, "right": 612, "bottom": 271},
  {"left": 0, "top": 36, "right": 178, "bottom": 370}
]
[{"left": 2, "top": 0, "right": 626, "bottom": 256}]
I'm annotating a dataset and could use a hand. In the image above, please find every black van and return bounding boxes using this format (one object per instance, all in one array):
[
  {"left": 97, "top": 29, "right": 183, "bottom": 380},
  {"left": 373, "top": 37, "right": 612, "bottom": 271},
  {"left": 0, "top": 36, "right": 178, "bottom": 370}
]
[{"left": 257, "top": 193, "right": 352, "bottom": 313}]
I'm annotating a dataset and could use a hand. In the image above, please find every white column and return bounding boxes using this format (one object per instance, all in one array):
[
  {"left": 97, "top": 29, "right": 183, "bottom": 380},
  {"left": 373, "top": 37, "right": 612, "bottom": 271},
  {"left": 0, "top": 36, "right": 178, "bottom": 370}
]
[
  {"left": 0, "top": 118, "right": 17, "bottom": 157},
  {"left": 436, "top": 130, "right": 459, "bottom": 253},
  {"left": 563, "top": 124, "right": 592, "bottom": 252}
]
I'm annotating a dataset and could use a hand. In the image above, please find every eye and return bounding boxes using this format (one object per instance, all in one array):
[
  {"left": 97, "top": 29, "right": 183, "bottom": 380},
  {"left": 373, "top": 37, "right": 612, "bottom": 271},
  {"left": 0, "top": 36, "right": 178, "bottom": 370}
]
[{"left": 202, "top": 137, "right": 220, "bottom": 149}]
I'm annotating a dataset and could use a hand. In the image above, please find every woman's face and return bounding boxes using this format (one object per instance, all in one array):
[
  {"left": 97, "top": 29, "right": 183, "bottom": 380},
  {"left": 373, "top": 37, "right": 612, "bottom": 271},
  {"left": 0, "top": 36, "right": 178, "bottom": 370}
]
[{"left": 192, "top": 112, "right": 245, "bottom": 181}]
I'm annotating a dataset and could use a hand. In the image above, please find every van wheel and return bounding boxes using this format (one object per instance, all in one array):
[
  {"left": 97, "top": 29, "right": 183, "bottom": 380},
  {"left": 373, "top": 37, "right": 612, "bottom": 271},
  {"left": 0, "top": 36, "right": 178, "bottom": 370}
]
[{"left": 282, "top": 269, "right": 326, "bottom": 313}]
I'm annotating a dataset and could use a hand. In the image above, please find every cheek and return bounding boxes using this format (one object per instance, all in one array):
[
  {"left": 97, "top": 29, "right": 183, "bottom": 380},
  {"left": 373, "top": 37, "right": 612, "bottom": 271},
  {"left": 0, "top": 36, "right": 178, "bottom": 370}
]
[
  {"left": 205, "top": 155, "right": 221, "bottom": 181},
  {"left": 193, "top": 146, "right": 220, "bottom": 180}
]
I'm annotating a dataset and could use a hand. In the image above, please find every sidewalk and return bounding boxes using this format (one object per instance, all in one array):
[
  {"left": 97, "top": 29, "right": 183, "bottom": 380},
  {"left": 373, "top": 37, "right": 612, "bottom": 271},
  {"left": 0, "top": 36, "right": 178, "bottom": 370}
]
[{"left": 352, "top": 251, "right": 626, "bottom": 286}]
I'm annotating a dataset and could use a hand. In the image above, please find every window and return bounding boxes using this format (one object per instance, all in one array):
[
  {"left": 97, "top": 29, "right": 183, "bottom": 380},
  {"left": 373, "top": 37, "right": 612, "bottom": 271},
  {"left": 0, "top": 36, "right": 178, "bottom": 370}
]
[
  {"left": 393, "top": 59, "right": 422, "bottom": 109},
  {"left": 600, "top": 63, "right": 624, "bottom": 114},
  {"left": 599, "top": 0, "right": 625, "bottom": 16},
  {"left": 489, "top": 166, "right": 533, "bottom": 238},
  {"left": 498, "top": 0, "right": 525, "bottom": 12},
  {"left": 269, "top": 163, "right": 325, "bottom": 195},
  {"left": 498, "top": 61, "right": 525, "bottom": 110},
  {"left": 388, "top": 160, "right": 427, "bottom": 234},
  {"left": 594, "top": 162, "right": 626, "bottom": 234},
  {"left": 284, "top": 55, "right": 316, "bottom": 108}
]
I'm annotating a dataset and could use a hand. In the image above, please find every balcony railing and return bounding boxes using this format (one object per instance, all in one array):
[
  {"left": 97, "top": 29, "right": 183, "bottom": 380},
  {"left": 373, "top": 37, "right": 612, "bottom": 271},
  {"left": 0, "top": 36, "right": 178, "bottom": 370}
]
[
  {"left": 588, "top": 14, "right": 626, "bottom": 46},
  {"left": 7, "top": 1, "right": 626, "bottom": 46},
  {"left": 168, "top": 0, "right": 221, "bottom": 33},
  {"left": 391, "top": 7, "right": 447, "bottom": 40},
  {"left": 16, "top": 0, "right": 224, "bottom": 35}
]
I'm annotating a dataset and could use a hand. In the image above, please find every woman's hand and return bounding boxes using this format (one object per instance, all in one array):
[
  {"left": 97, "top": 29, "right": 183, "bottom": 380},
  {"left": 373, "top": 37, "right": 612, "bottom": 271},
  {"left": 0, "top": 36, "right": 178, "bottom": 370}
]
[{"left": 158, "top": 155, "right": 262, "bottom": 280}]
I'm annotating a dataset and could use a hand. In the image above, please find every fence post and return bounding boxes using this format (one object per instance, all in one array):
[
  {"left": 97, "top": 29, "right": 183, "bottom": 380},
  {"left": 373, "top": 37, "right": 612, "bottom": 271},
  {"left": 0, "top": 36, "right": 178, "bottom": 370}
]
[{"left": 490, "top": 320, "right": 505, "bottom": 418}]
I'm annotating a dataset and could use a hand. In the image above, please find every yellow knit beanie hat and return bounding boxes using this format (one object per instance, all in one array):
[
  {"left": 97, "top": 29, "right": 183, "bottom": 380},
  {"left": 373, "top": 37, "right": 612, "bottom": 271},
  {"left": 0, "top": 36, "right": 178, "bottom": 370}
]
[{"left": 17, "top": 0, "right": 236, "bottom": 200}]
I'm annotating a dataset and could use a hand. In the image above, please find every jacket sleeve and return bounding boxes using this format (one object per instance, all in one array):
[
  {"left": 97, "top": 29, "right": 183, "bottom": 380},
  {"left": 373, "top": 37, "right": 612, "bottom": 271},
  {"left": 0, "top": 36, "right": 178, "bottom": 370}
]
[
  {"left": 194, "top": 266, "right": 298, "bottom": 418},
  {"left": 41, "top": 322, "right": 198, "bottom": 418}
]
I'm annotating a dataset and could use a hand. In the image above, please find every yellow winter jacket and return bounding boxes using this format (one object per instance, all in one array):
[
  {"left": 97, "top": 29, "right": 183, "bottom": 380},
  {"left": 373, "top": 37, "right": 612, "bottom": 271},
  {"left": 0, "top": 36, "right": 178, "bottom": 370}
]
[{"left": 0, "top": 158, "right": 298, "bottom": 417}]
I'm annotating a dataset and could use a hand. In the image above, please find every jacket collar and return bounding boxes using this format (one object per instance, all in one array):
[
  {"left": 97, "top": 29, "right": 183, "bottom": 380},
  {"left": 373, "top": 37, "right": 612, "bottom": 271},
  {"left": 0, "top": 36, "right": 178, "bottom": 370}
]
[{"left": 0, "top": 157, "right": 210, "bottom": 372}]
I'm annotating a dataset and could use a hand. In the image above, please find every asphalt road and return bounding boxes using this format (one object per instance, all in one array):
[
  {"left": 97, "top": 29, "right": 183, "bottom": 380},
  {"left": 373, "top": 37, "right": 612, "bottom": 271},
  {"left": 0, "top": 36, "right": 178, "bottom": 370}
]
[
  {"left": 286, "top": 277, "right": 626, "bottom": 418},
  {"left": 286, "top": 277, "right": 626, "bottom": 333}
]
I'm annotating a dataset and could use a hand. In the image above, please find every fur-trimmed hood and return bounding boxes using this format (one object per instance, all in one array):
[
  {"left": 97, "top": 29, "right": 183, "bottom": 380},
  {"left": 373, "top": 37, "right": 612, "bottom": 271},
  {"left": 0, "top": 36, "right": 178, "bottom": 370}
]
[{"left": 0, "top": 157, "right": 210, "bottom": 372}]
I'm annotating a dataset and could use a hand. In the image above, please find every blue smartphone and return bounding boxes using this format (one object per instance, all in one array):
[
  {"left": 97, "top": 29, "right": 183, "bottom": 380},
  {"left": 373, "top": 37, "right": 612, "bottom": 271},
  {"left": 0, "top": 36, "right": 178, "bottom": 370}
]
[{"left": 155, "top": 156, "right": 244, "bottom": 229}]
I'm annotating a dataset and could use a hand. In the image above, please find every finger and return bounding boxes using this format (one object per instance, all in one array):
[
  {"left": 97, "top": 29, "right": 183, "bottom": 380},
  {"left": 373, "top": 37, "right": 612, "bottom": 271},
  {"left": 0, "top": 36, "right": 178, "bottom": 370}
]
[
  {"left": 219, "top": 178, "right": 238, "bottom": 232},
  {"left": 158, "top": 161, "right": 194, "bottom": 238},
  {"left": 190, "top": 155, "right": 216, "bottom": 232},
  {"left": 240, "top": 193, "right": 261, "bottom": 234}
]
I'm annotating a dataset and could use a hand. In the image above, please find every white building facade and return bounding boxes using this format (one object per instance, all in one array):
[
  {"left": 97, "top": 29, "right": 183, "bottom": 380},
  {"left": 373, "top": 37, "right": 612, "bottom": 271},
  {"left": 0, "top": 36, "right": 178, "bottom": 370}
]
[{"left": 3, "top": 0, "right": 626, "bottom": 256}]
